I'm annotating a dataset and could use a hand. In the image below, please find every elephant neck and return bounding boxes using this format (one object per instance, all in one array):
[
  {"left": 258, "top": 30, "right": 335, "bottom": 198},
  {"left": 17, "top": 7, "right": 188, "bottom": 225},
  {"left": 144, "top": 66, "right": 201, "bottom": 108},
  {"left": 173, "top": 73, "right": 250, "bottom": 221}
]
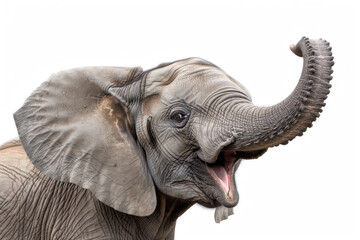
[
  {"left": 133, "top": 191, "right": 195, "bottom": 239},
  {"left": 94, "top": 190, "right": 194, "bottom": 239}
]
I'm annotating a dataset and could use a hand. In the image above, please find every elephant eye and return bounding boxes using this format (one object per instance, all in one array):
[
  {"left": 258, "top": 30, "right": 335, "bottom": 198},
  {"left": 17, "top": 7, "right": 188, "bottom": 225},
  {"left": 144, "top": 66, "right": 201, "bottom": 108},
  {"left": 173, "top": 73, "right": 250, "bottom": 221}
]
[
  {"left": 174, "top": 113, "right": 186, "bottom": 121},
  {"left": 170, "top": 109, "right": 190, "bottom": 127}
]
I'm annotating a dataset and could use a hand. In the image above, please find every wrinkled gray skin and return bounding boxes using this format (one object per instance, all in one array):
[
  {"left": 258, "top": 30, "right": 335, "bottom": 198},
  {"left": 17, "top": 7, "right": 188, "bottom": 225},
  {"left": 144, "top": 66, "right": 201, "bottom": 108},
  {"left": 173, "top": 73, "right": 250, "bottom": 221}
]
[{"left": 0, "top": 37, "right": 333, "bottom": 239}]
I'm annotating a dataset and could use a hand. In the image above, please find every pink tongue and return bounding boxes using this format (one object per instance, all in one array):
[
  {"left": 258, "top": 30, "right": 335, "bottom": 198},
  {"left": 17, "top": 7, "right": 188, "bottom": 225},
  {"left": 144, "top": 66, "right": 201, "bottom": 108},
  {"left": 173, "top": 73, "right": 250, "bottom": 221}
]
[{"left": 210, "top": 165, "right": 229, "bottom": 193}]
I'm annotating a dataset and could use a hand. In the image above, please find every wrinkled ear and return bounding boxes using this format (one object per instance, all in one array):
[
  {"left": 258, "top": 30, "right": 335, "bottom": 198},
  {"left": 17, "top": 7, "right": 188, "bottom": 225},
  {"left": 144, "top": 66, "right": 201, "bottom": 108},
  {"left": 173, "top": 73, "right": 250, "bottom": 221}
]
[{"left": 14, "top": 66, "right": 156, "bottom": 216}]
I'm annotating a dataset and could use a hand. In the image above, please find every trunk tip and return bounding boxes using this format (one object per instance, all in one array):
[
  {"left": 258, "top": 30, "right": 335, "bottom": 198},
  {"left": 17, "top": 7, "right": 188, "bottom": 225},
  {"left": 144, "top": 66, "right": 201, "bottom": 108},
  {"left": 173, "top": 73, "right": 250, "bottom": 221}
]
[{"left": 290, "top": 44, "right": 303, "bottom": 57}]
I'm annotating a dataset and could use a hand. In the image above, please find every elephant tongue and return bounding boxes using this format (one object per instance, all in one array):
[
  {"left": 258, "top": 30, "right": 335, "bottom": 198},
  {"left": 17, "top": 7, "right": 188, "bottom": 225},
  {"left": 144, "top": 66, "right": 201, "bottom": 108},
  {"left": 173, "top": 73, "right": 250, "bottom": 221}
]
[{"left": 209, "top": 165, "right": 229, "bottom": 193}]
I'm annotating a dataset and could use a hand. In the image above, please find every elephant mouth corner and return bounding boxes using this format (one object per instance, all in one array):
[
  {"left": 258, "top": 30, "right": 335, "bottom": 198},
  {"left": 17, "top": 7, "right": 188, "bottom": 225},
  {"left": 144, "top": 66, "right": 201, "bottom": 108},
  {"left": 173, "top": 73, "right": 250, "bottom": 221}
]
[{"left": 203, "top": 149, "right": 268, "bottom": 206}]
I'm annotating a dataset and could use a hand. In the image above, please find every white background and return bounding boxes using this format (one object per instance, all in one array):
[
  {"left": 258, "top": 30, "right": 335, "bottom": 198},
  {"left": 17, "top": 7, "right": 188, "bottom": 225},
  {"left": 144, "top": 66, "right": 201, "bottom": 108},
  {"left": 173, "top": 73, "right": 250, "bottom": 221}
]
[{"left": 1, "top": 0, "right": 359, "bottom": 239}]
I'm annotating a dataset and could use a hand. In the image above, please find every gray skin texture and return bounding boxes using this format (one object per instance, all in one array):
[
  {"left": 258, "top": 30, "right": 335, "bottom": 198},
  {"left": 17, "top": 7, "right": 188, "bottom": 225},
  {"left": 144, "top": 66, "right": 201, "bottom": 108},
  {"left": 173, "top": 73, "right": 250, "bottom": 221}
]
[{"left": 0, "top": 37, "right": 333, "bottom": 239}]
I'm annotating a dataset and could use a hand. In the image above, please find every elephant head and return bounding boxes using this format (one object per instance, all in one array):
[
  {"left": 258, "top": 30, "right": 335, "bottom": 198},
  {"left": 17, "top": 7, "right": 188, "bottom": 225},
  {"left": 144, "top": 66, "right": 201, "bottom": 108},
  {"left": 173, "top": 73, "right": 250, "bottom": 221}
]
[{"left": 14, "top": 37, "right": 333, "bottom": 220}]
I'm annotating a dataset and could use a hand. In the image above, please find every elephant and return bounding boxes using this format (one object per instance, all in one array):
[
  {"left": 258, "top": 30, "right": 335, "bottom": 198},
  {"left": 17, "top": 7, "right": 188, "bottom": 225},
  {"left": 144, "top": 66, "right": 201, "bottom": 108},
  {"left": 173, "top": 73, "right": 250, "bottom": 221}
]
[{"left": 0, "top": 37, "right": 333, "bottom": 239}]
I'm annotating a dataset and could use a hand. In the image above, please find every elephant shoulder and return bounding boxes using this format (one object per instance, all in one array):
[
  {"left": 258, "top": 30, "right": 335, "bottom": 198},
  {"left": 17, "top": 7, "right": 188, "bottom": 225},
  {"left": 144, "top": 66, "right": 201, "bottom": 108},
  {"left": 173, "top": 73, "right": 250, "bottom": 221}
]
[
  {"left": 0, "top": 139, "right": 35, "bottom": 172},
  {"left": 0, "top": 139, "right": 37, "bottom": 198}
]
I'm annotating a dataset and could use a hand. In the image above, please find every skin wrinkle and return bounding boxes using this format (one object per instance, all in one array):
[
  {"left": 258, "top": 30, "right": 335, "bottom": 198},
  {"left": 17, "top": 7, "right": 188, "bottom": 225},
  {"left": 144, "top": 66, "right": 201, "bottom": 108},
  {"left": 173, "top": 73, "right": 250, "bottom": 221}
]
[
  {"left": 191, "top": 168, "right": 217, "bottom": 205},
  {"left": 151, "top": 116, "right": 196, "bottom": 188},
  {"left": 0, "top": 165, "right": 22, "bottom": 182},
  {"left": 3, "top": 174, "right": 34, "bottom": 237},
  {"left": 166, "top": 151, "right": 194, "bottom": 187}
]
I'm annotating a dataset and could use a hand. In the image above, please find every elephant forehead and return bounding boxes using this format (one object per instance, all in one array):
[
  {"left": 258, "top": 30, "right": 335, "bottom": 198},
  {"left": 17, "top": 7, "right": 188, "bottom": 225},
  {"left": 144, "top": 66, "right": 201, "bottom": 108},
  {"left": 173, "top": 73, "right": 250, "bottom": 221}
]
[{"left": 162, "top": 71, "right": 249, "bottom": 106}]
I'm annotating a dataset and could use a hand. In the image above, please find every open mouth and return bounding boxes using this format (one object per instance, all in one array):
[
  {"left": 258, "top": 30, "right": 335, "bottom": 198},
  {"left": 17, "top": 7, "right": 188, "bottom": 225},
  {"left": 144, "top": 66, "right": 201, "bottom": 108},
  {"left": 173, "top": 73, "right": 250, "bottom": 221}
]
[
  {"left": 205, "top": 151, "right": 238, "bottom": 195},
  {"left": 204, "top": 149, "right": 267, "bottom": 204}
]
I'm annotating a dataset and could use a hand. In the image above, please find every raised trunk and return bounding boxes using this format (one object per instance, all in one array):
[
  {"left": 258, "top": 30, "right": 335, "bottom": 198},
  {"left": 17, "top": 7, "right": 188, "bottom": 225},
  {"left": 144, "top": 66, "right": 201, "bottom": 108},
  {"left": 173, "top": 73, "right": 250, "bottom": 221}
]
[{"left": 229, "top": 37, "right": 334, "bottom": 151}]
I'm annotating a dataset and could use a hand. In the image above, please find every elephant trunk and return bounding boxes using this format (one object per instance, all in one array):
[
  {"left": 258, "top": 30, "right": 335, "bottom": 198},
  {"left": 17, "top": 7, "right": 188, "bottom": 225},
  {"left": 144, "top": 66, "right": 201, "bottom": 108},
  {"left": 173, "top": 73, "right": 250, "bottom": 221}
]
[{"left": 228, "top": 37, "right": 334, "bottom": 152}]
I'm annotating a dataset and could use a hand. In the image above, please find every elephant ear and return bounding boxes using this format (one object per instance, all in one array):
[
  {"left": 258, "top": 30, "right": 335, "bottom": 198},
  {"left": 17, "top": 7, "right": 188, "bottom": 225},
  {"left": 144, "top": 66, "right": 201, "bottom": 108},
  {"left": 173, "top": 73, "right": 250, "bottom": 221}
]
[{"left": 14, "top": 66, "right": 157, "bottom": 216}]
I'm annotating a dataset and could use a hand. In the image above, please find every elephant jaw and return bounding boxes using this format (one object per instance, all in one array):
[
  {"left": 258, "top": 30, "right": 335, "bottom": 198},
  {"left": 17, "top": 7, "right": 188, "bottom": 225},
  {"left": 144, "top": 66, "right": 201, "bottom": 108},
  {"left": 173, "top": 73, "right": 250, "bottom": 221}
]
[{"left": 205, "top": 151, "right": 239, "bottom": 205}]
